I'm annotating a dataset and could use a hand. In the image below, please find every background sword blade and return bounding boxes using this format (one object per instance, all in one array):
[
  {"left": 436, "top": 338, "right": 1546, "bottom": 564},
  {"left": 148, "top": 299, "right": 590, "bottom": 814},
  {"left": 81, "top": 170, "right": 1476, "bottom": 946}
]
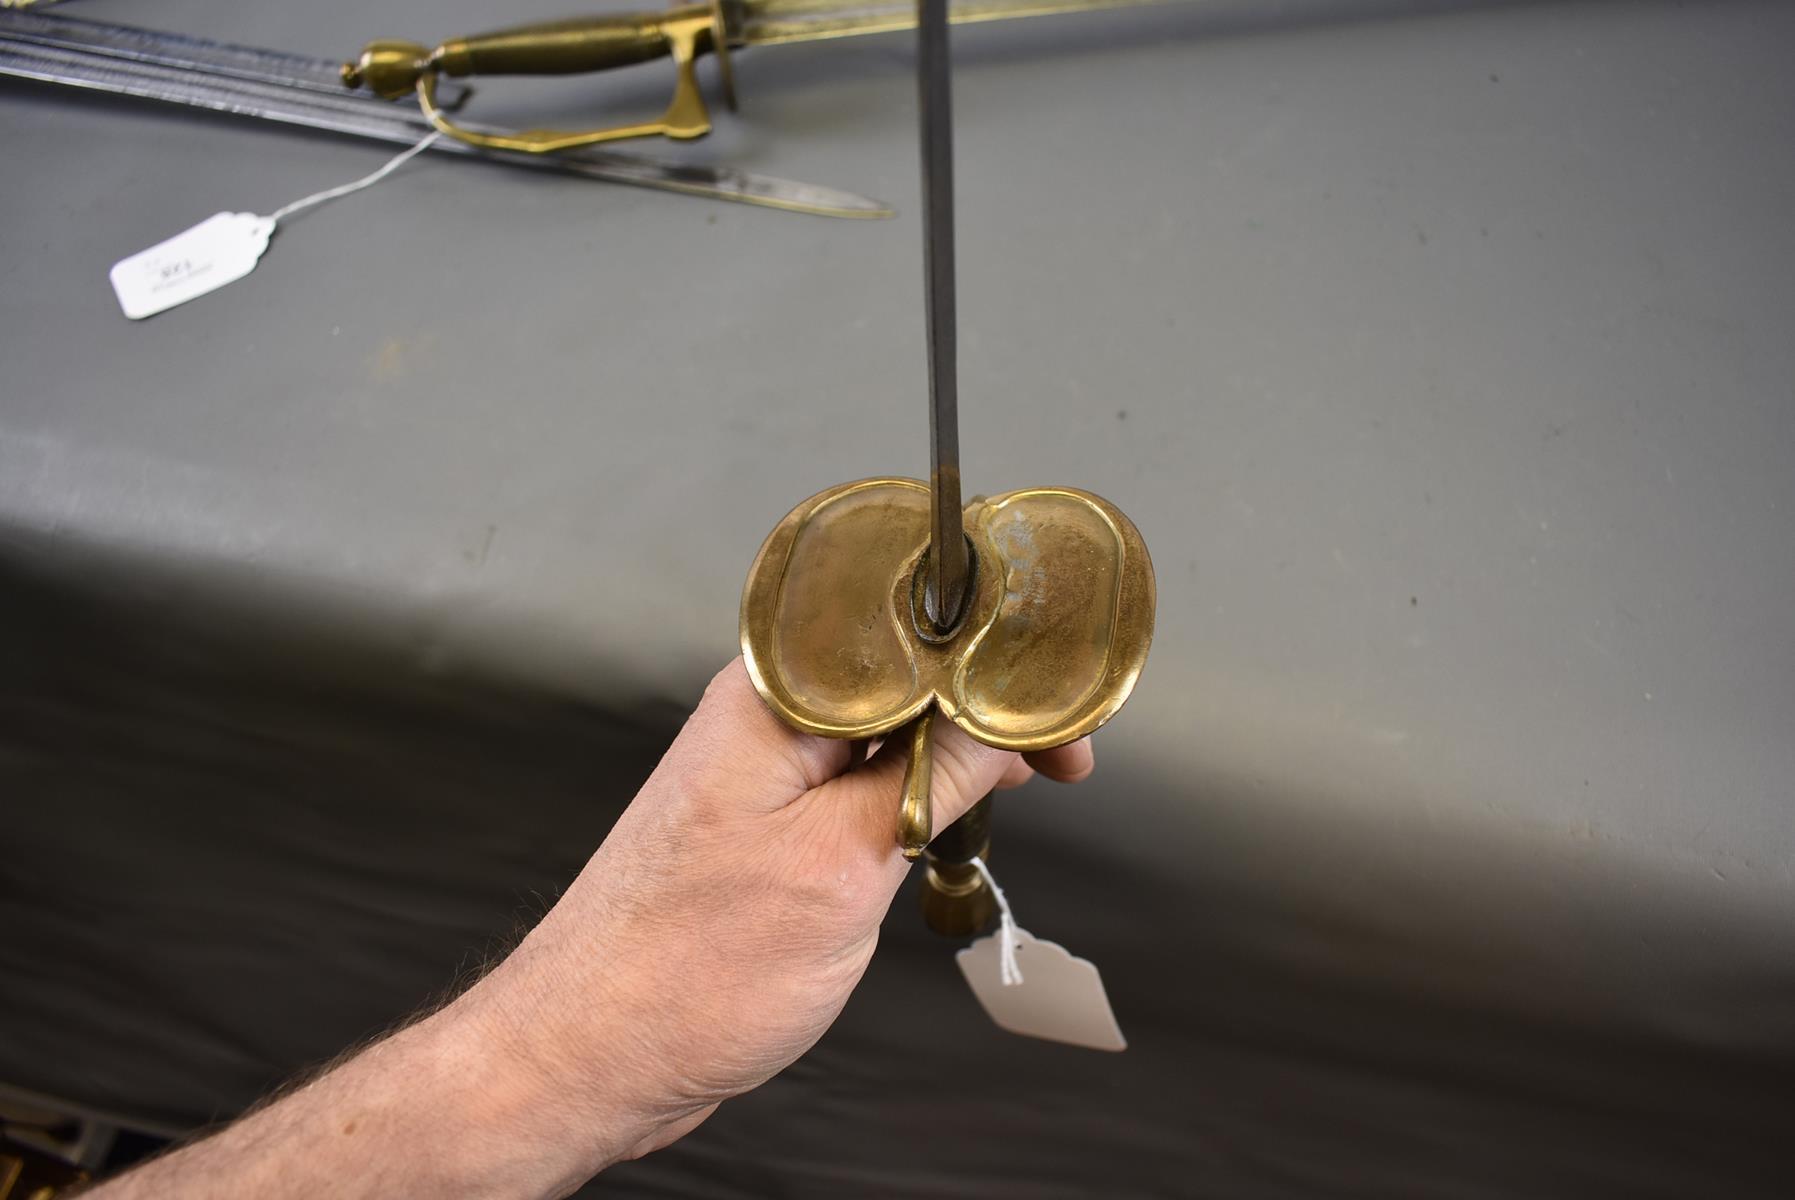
[{"left": 739, "top": 0, "right": 1175, "bottom": 46}]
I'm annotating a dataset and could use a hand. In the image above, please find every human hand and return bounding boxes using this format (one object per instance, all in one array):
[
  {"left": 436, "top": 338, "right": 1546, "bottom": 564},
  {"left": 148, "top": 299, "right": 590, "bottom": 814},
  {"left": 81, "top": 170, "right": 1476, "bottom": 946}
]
[{"left": 452, "top": 656, "right": 1094, "bottom": 1191}]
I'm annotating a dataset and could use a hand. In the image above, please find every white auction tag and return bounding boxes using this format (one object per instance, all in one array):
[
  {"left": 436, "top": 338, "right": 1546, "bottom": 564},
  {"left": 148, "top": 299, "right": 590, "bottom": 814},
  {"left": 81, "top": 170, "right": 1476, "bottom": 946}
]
[
  {"left": 105, "top": 132, "right": 441, "bottom": 321},
  {"left": 109, "top": 212, "right": 275, "bottom": 319},
  {"left": 957, "top": 927, "right": 1127, "bottom": 1052}
]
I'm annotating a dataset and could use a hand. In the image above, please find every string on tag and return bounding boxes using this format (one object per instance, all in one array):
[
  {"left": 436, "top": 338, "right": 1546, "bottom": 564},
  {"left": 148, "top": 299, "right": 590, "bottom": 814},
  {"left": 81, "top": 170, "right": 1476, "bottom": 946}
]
[
  {"left": 969, "top": 855, "right": 1023, "bottom": 986},
  {"left": 109, "top": 131, "right": 443, "bottom": 319},
  {"left": 267, "top": 132, "right": 442, "bottom": 227}
]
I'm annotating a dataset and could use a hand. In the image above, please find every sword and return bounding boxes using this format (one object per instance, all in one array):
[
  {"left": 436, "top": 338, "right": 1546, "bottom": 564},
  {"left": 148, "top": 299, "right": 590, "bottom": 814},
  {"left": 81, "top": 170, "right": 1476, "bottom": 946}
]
[
  {"left": 730, "top": 0, "right": 1157, "bottom": 928},
  {"left": 911, "top": 0, "right": 997, "bottom": 933},
  {"left": 341, "top": 0, "right": 1175, "bottom": 153},
  {"left": 0, "top": 9, "right": 892, "bottom": 218}
]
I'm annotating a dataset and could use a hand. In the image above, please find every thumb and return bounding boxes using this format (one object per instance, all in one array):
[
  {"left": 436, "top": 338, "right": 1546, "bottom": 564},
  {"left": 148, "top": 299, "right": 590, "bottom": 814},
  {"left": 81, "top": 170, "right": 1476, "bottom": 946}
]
[{"left": 836, "top": 715, "right": 1020, "bottom": 853}]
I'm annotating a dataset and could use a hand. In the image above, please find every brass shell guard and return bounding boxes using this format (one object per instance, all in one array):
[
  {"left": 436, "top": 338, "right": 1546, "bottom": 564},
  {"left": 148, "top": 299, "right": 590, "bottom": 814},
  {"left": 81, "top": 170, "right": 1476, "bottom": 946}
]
[{"left": 739, "top": 478, "right": 1155, "bottom": 858}]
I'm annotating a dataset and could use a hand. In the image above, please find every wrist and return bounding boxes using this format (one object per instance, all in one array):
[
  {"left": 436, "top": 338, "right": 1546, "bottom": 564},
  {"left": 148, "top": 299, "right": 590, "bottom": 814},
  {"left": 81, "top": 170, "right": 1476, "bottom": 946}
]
[
  {"left": 432, "top": 930, "right": 696, "bottom": 1190},
  {"left": 402, "top": 1002, "right": 620, "bottom": 1195}
]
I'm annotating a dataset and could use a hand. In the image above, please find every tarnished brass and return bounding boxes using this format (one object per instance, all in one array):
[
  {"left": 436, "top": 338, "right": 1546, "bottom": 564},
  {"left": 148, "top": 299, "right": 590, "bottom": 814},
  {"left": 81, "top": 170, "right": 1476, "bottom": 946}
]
[
  {"left": 898, "top": 709, "right": 936, "bottom": 859},
  {"left": 342, "top": 5, "right": 730, "bottom": 151},
  {"left": 740, "top": 477, "right": 1154, "bottom": 850},
  {"left": 742, "top": 478, "right": 1155, "bottom": 750},
  {"left": 921, "top": 857, "right": 996, "bottom": 934},
  {"left": 920, "top": 793, "right": 997, "bottom": 935}
]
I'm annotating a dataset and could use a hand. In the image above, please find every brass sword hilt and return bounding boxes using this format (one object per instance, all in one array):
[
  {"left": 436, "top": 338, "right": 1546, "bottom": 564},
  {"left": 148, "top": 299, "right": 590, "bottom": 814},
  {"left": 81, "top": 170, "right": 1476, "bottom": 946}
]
[
  {"left": 920, "top": 793, "right": 998, "bottom": 935},
  {"left": 341, "top": 4, "right": 738, "bottom": 151},
  {"left": 738, "top": 478, "right": 1156, "bottom": 922}
]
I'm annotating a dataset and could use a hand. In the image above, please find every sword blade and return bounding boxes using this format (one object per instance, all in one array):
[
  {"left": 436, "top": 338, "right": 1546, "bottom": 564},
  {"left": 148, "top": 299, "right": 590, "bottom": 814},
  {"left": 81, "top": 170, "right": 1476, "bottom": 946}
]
[
  {"left": 0, "top": 7, "right": 414, "bottom": 98},
  {"left": 738, "top": 0, "right": 1174, "bottom": 46},
  {"left": 917, "top": 0, "right": 967, "bottom": 630},
  {"left": 0, "top": 10, "right": 893, "bottom": 218}
]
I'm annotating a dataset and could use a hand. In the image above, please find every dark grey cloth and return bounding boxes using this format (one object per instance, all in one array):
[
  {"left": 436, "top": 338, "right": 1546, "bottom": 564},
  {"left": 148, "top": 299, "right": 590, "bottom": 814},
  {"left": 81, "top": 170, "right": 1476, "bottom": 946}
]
[{"left": 5, "top": 541, "right": 1792, "bottom": 1198}]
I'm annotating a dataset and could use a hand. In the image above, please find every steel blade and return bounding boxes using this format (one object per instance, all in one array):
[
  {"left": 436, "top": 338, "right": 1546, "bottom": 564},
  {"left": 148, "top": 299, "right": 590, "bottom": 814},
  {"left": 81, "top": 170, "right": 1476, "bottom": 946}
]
[
  {"left": 738, "top": 0, "right": 1174, "bottom": 47},
  {"left": 0, "top": 7, "right": 451, "bottom": 100},
  {"left": 917, "top": 0, "right": 967, "bottom": 630}
]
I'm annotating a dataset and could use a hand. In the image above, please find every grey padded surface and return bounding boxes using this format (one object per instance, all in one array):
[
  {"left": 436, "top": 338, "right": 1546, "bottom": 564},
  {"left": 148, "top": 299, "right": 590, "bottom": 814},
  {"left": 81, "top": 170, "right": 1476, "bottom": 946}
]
[{"left": 4, "top": 0, "right": 1794, "bottom": 1194}]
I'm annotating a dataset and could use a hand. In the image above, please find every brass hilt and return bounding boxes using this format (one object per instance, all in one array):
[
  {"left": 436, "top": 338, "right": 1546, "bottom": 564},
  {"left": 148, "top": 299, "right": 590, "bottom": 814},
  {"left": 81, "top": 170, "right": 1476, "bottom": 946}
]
[
  {"left": 921, "top": 794, "right": 996, "bottom": 936},
  {"left": 340, "top": 4, "right": 738, "bottom": 152}
]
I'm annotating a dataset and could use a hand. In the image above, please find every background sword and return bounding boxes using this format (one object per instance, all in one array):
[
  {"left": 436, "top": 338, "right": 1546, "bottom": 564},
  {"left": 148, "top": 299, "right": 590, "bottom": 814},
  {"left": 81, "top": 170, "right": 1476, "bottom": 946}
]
[{"left": 0, "top": 9, "right": 893, "bottom": 218}]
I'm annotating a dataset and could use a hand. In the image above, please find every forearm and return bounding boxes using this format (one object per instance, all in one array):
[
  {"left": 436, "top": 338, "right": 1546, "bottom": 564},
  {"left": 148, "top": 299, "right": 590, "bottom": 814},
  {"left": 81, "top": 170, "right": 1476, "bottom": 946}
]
[{"left": 90, "top": 992, "right": 652, "bottom": 1200}]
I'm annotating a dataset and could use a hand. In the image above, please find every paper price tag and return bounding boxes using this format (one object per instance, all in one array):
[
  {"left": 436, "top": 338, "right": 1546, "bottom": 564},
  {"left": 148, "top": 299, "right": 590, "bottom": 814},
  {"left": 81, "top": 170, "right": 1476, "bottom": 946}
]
[
  {"left": 957, "top": 927, "right": 1126, "bottom": 1052},
  {"left": 109, "top": 212, "right": 275, "bottom": 319}
]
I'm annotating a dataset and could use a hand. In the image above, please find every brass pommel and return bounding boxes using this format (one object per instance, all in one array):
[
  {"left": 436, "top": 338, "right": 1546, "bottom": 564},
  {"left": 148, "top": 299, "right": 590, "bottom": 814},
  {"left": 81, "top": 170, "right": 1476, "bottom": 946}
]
[{"left": 340, "top": 39, "right": 433, "bottom": 100}]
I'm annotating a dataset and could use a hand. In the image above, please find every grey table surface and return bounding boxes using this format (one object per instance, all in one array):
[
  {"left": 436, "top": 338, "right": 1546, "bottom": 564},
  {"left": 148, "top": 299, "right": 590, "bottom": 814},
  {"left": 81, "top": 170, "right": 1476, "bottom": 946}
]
[{"left": 4, "top": 0, "right": 1794, "bottom": 1195}]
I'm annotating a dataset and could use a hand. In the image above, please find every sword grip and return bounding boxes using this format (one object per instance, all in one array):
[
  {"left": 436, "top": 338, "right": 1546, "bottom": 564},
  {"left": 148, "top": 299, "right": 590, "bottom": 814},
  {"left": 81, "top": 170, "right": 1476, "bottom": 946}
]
[
  {"left": 433, "top": 13, "right": 698, "bottom": 79},
  {"left": 920, "top": 793, "right": 997, "bottom": 936}
]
